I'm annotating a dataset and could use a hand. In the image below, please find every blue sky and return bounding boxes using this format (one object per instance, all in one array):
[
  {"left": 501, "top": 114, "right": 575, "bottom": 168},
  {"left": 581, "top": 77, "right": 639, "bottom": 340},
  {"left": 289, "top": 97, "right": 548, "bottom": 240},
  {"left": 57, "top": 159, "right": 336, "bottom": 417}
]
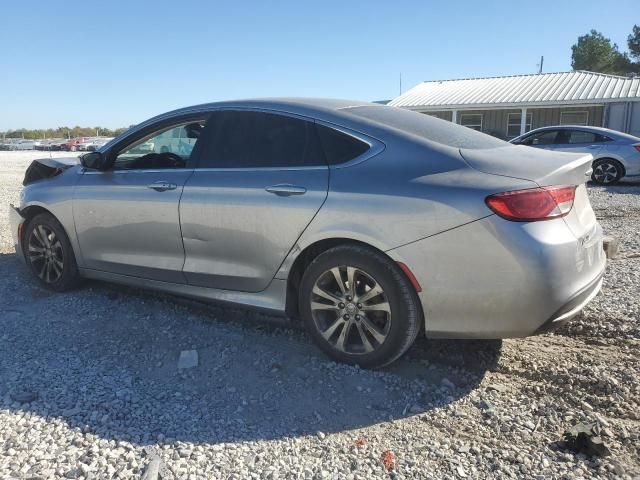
[{"left": 0, "top": 0, "right": 636, "bottom": 130}]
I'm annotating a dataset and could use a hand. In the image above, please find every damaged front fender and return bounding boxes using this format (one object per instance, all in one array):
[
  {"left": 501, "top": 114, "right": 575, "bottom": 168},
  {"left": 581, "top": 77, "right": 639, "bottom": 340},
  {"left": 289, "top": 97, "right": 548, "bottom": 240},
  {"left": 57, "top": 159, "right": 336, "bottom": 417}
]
[{"left": 23, "top": 157, "right": 79, "bottom": 186}]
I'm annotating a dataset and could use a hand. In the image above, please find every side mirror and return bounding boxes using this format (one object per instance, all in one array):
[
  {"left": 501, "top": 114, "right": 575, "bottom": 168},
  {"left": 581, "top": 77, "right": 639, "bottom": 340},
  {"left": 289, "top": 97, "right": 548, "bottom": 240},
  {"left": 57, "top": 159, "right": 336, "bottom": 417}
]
[{"left": 80, "top": 151, "right": 107, "bottom": 170}]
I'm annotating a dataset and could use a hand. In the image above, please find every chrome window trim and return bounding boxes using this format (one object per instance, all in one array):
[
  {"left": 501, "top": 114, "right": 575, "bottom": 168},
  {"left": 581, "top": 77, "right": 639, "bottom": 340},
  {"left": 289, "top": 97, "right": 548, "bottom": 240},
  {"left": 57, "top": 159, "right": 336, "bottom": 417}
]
[{"left": 81, "top": 168, "right": 195, "bottom": 175}]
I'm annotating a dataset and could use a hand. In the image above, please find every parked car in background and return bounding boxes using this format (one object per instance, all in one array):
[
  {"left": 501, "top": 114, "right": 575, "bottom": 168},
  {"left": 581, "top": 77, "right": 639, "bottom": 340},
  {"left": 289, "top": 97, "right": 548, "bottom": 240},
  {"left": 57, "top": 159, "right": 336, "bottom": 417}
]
[
  {"left": 61, "top": 137, "right": 91, "bottom": 152},
  {"left": 510, "top": 126, "right": 640, "bottom": 185},
  {"left": 86, "top": 138, "right": 113, "bottom": 151},
  {"left": 48, "top": 139, "right": 70, "bottom": 151},
  {"left": 10, "top": 99, "right": 606, "bottom": 368},
  {"left": 0, "top": 139, "right": 36, "bottom": 150}
]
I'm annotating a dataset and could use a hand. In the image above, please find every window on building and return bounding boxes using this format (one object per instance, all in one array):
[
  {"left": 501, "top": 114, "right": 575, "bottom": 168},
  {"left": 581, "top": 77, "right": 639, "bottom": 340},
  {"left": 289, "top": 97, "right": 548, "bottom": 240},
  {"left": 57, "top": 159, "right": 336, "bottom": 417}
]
[
  {"left": 424, "top": 112, "right": 450, "bottom": 121},
  {"left": 560, "top": 111, "right": 588, "bottom": 126},
  {"left": 506, "top": 112, "right": 533, "bottom": 138},
  {"left": 459, "top": 114, "right": 483, "bottom": 131}
]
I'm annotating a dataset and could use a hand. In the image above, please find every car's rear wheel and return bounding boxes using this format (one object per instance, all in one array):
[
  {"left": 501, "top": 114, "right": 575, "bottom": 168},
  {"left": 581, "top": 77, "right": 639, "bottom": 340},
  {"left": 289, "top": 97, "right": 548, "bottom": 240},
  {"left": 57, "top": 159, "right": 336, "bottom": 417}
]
[
  {"left": 299, "top": 245, "right": 421, "bottom": 368},
  {"left": 592, "top": 158, "right": 624, "bottom": 185},
  {"left": 23, "top": 213, "right": 80, "bottom": 291}
]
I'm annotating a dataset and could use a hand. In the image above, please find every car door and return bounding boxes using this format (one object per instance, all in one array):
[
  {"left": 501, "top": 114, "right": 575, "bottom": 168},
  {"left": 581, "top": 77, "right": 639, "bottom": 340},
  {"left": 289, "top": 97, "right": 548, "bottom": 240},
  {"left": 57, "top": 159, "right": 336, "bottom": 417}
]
[
  {"left": 73, "top": 116, "right": 208, "bottom": 282},
  {"left": 550, "top": 129, "right": 605, "bottom": 155},
  {"left": 179, "top": 109, "right": 329, "bottom": 292}
]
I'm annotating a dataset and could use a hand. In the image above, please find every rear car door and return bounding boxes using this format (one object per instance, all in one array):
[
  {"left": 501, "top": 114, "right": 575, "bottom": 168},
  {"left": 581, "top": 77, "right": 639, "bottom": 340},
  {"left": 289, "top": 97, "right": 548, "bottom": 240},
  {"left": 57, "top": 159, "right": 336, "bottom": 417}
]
[
  {"left": 551, "top": 129, "right": 606, "bottom": 155},
  {"left": 179, "top": 109, "right": 329, "bottom": 292},
  {"left": 73, "top": 115, "right": 208, "bottom": 282}
]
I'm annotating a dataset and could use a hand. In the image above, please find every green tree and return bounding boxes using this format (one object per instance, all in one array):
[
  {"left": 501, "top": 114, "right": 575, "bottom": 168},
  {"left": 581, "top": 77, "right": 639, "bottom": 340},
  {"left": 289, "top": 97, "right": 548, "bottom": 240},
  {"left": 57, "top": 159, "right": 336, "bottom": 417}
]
[
  {"left": 628, "top": 24, "right": 640, "bottom": 61},
  {"left": 571, "top": 30, "right": 632, "bottom": 75}
]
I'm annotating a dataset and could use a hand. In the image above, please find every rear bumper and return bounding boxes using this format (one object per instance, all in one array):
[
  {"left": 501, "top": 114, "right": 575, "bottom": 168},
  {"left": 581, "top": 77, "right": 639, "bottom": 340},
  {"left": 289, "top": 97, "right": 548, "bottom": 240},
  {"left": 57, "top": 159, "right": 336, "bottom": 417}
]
[
  {"left": 387, "top": 215, "right": 607, "bottom": 339},
  {"left": 9, "top": 204, "right": 25, "bottom": 262},
  {"left": 534, "top": 271, "right": 604, "bottom": 334}
]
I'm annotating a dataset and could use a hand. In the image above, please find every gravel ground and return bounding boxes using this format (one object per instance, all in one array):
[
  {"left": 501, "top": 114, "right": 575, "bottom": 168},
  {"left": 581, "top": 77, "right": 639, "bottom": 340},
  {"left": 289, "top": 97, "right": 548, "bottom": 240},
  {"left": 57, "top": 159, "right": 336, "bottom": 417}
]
[{"left": 0, "top": 151, "right": 638, "bottom": 479}]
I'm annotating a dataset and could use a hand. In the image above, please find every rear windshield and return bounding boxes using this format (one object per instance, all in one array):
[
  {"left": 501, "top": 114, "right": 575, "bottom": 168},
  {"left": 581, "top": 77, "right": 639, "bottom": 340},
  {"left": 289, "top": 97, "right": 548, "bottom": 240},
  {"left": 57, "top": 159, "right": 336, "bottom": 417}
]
[{"left": 343, "top": 105, "right": 507, "bottom": 149}]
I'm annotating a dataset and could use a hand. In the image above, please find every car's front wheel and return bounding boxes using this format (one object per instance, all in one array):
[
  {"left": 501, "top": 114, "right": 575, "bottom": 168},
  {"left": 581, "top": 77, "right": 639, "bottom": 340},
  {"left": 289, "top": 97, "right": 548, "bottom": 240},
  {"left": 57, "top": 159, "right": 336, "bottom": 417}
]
[
  {"left": 23, "top": 213, "right": 80, "bottom": 291},
  {"left": 592, "top": 158, "right": 624, "bottom": 185},
  {"left": 299, "top": 245, "right": 422, "bottom": 368}
]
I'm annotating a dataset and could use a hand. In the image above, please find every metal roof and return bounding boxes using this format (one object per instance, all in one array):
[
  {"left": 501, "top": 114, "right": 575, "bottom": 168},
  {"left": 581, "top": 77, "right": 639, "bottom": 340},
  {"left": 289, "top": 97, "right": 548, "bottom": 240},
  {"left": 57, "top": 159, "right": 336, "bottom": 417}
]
[{"left": 388, "top": 71, "right": 640, "bottom": 110}]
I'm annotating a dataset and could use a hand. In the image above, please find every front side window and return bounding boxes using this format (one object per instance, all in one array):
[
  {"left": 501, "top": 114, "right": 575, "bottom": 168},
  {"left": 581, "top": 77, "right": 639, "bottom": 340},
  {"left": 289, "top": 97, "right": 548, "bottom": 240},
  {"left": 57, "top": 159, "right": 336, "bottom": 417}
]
[
  {"left": 506, "top": 113, "right": 532, "bottom": 138},
  {"left": 560, "top": 111, "right": 588, "bottom": 126},
  {"left": 199, "top": 111, "right": 325, "bottom": 168},
  {"left": 459, "top": 114, "right": 483, "bottom": 131},
  {"left": 114, "top": 120, "right": 206, "bottom": 170},
  {"left": 521, "top": 130, "right": 559, "bottom": 145}
]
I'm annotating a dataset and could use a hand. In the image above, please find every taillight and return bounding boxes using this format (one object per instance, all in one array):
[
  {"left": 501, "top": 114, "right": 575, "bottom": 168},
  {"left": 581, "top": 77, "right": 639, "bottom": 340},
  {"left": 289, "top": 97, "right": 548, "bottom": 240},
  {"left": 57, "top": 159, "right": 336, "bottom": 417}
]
[
  {"left": 485, "top": 185, "right": 577, "bottom": 222},
  {"left": 633, "top": 144, "right": 640, "bottom": 153}
]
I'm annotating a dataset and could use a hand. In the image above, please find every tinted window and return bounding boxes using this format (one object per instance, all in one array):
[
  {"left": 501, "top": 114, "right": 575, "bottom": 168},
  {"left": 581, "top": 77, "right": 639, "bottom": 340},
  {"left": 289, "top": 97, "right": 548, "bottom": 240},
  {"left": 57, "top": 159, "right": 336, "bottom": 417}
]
[
  {"left": 199, "top": 111, "right": 325, "bottom": 168},
  {"left": 344, "top": 105, "right": 506, "bottom": 149},
  {"left": 567, "top": 131, "right": 609, "bottom": 144},
  {"left": 316, "top": 124, "right": 370, "bottom": 165},
  {"left": 521, "top": 130, "right": 559, "bottom": 145}
]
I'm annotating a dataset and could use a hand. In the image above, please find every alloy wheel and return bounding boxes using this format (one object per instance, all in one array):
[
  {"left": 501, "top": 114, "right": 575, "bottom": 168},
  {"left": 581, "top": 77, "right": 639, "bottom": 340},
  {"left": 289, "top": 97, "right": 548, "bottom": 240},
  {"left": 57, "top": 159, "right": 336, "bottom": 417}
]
[
  {"left": 310, "top": 266, "right": 391, "bottom": 354},
  {"left": 593, "top": 162, "right": 619, "bottom": 184},
  {"left": 27, "top": 225, "right": 64, "bottom": 283}
]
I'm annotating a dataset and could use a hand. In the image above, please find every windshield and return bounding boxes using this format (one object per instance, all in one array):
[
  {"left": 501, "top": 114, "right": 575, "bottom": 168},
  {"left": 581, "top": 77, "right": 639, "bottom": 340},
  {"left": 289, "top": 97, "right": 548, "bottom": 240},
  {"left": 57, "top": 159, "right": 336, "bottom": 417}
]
[{"left": 343, "top": 105, "right": 507, "bottom": 149}]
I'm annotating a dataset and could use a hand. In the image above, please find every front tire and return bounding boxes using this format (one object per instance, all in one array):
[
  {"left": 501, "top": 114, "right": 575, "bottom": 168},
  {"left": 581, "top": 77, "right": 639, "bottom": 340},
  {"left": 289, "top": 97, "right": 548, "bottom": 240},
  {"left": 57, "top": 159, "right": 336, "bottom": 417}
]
[
  {"left": 23, "top": 213, "right": 80, "bottom": 291},
  {"left": 299, "top": 245, "right": 422, "bottom": 368},
  {"left": 592, "top": 158, "right": 624, "bottom": 185}
]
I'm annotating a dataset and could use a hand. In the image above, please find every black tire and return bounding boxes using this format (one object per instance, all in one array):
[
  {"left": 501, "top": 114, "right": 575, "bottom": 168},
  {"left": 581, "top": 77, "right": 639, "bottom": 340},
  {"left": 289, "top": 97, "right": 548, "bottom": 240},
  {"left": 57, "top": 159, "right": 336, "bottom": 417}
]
[
  {"left": 591, "top": 158, "right": 624, "bottom": 185},
  {"left": 22, "top": 213, "right": 80, "bottom": 291},
  {"left": 299, "top": 244, "right": 422, "bottom": 369}
]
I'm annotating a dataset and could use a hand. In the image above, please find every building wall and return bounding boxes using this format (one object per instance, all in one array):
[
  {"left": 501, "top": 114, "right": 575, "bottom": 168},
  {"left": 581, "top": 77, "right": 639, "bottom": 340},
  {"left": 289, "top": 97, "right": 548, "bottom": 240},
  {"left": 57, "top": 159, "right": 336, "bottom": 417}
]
[{"left": 420, "top": 106, "right": 604, "bottom": 140}]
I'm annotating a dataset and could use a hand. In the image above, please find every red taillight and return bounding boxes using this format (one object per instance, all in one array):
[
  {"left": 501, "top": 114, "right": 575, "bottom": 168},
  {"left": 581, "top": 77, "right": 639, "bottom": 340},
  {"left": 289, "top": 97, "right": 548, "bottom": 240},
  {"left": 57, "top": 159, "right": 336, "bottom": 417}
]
[
  {"left": 633, "top": 144, "right": 640, "bottom": 153},
  {"left": 485, "top": 185, "right": 577, "bottom": 222}
]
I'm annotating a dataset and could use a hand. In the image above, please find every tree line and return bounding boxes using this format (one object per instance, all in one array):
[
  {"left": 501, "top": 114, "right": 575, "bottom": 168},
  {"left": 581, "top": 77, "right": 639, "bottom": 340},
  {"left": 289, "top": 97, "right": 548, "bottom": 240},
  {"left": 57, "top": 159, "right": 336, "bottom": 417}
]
[
  {"left": 572, "top": 25, "right": 640, "bottom": 75},
  {"left": 1, "top": 126, "right": 131, "bottom": 140}
]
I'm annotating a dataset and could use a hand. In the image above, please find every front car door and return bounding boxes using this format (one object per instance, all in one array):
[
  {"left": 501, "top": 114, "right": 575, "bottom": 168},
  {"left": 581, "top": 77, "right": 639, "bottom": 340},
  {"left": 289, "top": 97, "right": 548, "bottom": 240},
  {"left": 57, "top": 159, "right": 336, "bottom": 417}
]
[
  {"left": 518, "top": 129, "right": 560, "bottom": 149},
  {"left": 179, "top": 109, "right": 329, "bottom": 292},
  {"left": 73, "top": 115, "right": 208, "bottom": 282}
]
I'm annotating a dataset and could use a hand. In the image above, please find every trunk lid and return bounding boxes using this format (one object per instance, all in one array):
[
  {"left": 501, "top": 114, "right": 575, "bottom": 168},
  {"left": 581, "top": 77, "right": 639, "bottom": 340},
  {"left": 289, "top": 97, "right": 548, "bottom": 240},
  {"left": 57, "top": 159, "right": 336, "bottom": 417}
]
[
  {"left": 460, "top": 144, "right": 598, "bottom": 241},
  {"left": 459, "top": 144, "right": 593, "bottom": 187}
]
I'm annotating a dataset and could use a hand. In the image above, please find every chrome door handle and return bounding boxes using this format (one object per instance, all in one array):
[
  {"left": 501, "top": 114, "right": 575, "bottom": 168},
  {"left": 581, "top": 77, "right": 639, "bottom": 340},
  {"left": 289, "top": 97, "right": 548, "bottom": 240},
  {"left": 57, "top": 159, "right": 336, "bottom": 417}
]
[
  {"left": 586, "top": 145, "right": 600, "bottom": 149},
  {"left": 265, "top": 184, "right": 307, "bottom": 196},
  {"left": 147, "top": 181, "right": 177, "bottom": 191}
]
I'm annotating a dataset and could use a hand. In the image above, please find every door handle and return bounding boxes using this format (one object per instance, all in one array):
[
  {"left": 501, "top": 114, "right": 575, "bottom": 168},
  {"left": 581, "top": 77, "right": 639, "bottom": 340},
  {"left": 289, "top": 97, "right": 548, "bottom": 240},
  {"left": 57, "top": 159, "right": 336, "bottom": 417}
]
[
  {"left": 586, "top": 145, "right": 600, "bottom": 149},
  {"left": 147, "top": 181, "right": 177, "bottom": 192},
  {"left": 265, "top": 184, "right": 307, "bottom": 196}
]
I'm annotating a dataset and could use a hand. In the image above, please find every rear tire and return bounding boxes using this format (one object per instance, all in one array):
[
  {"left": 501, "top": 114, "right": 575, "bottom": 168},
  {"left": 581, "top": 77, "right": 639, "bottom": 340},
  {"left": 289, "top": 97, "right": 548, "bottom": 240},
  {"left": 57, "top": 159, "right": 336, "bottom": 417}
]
[
  {"left": 592, "top": 158, "right": 623, "bottom": 185},
  {"left": 22, "top": 213, "right": 80, "bottom": 292},
  {"left": 299, "top": 244, "right": 422, "bottom": 369}
]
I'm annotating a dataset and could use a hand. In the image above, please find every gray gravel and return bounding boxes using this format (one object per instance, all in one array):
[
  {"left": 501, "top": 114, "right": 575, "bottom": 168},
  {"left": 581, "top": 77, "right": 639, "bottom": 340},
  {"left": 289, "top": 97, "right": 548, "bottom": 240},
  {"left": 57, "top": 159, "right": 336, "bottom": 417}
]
[{"left": 1, "top": 151, "right": 639, "bottom": 479}]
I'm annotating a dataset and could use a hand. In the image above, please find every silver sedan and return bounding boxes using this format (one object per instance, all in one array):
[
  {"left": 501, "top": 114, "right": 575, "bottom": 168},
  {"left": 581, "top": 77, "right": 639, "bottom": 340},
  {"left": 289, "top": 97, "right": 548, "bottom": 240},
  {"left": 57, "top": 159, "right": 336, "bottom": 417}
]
[
  {"left": 510, "top": 125, "right": 640, "bottom": 185},
  {"left": 9, "top": 99, "right": 606, "bottom": 367}
]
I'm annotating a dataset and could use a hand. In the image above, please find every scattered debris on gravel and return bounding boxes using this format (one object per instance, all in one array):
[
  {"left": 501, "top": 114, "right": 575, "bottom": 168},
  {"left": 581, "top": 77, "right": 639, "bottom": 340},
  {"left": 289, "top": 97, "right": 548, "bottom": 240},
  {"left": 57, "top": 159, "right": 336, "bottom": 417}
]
[{"left": 1, "top": 151, "right": 639, "bottom": 479}]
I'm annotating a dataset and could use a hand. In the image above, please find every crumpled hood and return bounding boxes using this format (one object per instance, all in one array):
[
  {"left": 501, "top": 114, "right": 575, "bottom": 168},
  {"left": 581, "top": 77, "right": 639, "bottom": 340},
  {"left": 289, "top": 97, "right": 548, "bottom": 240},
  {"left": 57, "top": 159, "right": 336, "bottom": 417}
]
[{"left": 23, "top": 156, "right": 80, "bottom": 186}]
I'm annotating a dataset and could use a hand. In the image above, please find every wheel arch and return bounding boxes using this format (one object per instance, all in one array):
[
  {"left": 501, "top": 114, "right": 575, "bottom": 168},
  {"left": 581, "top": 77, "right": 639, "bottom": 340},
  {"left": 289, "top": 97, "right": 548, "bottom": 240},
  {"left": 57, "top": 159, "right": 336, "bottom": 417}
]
[
  {"left": 20, "top": 204, "right": 78, "bottom": 261},
  {"left": 593, "top": 156, "right": 626, "bottom": 176},
  {"left": 284, "top": 237, "right": 422, "bottom": 321}
]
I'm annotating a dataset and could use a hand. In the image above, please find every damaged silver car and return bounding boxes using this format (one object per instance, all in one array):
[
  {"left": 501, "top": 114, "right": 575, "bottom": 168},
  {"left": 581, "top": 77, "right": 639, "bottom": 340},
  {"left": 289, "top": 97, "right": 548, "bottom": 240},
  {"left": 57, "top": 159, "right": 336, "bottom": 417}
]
[{"left": 10, "top": 99, "right": 607, "bottom": 367}]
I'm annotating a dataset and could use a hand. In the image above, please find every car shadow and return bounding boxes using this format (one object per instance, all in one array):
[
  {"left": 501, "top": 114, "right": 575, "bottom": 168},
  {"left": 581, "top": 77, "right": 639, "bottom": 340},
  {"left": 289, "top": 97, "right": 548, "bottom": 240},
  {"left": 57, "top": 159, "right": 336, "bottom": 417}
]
[{"left": 0, "top": 251, "right": 500, "bottom": 446}]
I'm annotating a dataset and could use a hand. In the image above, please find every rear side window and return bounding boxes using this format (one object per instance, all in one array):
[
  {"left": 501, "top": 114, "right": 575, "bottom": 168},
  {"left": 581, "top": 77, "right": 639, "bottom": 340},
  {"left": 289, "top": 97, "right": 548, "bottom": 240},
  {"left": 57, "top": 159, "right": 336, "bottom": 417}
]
[
  {"left": 198, "top": 111, "right": 325, "bottom": 168},
  {"left": 567, "top": 131, "right": 610, "bottom": 144},
  {"left": 315, "top": 124, "right": 370, "bottom": 165}
]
